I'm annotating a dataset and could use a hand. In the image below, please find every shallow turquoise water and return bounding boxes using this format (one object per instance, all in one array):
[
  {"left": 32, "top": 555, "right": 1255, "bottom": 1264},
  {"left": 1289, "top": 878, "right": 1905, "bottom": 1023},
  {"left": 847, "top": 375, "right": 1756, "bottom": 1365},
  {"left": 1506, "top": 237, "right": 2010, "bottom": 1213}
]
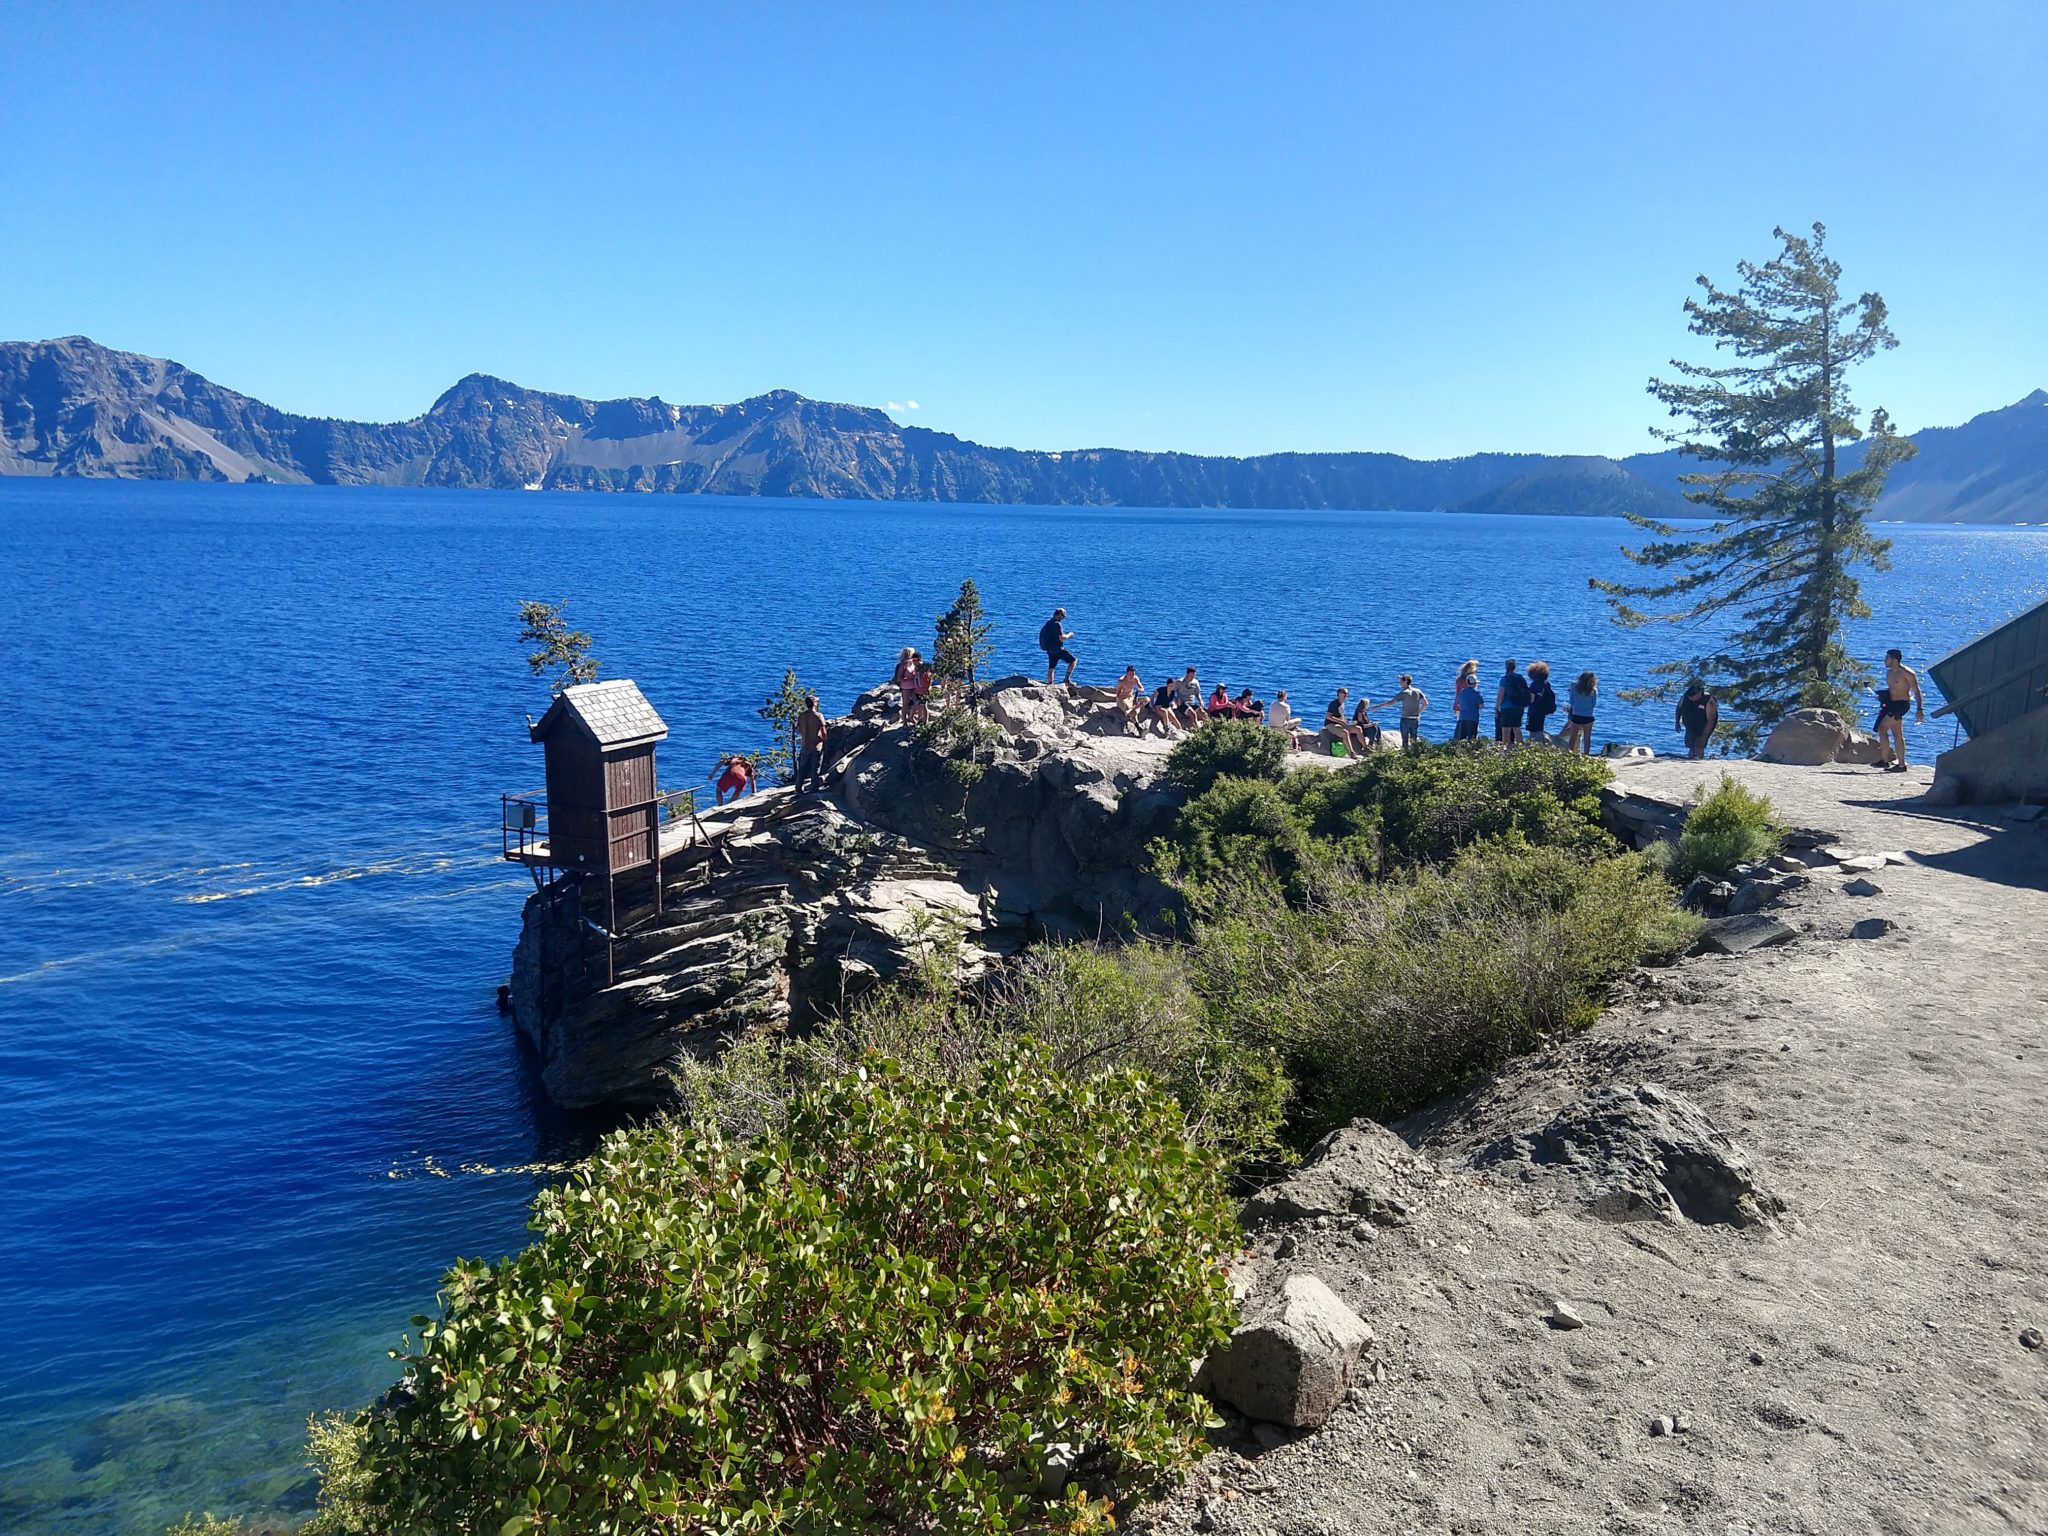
[{"left": 2, "top": 478, "right": 2043, "bottom": 1533}]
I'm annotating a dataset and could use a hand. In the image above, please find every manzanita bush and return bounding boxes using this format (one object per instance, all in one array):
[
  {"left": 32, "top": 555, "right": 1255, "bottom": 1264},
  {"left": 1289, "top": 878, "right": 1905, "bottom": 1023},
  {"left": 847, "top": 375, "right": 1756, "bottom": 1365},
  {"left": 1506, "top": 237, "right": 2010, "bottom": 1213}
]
[{"left": 354, "top": 1045, "right": 1239, "bottom": 1534}]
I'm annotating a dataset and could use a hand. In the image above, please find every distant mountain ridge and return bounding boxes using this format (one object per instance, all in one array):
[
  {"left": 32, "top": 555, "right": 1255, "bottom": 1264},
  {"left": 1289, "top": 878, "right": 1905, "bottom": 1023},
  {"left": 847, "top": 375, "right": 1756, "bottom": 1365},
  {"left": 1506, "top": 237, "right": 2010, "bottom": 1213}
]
[{"left": 1, "top": 336, "right": 2039, "bottom": 522}]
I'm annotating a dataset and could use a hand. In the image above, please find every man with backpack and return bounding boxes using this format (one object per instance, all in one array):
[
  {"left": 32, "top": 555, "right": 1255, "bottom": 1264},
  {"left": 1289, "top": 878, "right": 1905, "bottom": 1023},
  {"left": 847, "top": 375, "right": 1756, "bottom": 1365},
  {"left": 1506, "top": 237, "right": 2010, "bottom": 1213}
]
[
  {"left": 1039, "top": 608, "right": 1077, "bottom": 685},
  {"left": 1495, "top": 658, "right": 1530, "bottom": 746}
]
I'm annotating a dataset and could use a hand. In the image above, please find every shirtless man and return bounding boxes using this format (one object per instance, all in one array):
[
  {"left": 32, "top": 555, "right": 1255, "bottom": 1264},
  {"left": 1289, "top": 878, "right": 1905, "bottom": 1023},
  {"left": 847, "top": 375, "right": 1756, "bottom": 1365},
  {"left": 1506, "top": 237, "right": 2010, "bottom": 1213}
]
[
  {"left": 1874, "top": 647, "right": 1926, "bottom": 773},
  {"left": 1114, "top": 665, "right": 1155, "bottom": 736}
]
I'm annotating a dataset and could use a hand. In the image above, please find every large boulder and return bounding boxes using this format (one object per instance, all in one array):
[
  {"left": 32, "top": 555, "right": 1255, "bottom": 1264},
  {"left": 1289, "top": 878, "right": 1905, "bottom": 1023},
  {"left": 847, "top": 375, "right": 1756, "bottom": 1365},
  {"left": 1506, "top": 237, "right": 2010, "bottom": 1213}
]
[
  {"left": 1761, "top": 708, "right": 1850, "bottom": 766},
  {"left": 1203, "top": 1274, "right": 1373, "bottom": 1428},
  {"left": 1469, "top": 1082, "right": 1788, "bottom": 1230}
]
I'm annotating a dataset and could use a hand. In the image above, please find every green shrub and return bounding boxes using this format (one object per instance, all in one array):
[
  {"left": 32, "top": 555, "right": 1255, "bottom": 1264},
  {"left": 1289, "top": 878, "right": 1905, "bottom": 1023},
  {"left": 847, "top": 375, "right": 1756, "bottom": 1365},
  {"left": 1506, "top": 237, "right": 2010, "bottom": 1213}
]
[
  {"left": 1166, "top": 775, "right": 1321, "bottom": 896},
  {"left": 1164, "top": 719, "right": 1288, "bottom": 797},
  {"left": 1187, "top": 843, "right": 1681, "bottom": 1137},
  {"left": 350, "top": 1045, "right": 1237, "bottom": 1535},
  {"left": 1166, "top": 743, "right": 1614, "bottom": 899},
  {"left": 681, "top": 942, "right": 1290, "bottom": 1170},
  {"left": 996, "top": 944, "right": 1290, "bottom": 1168},
  {"left": 1674, "top": 773, "right": 1783, "bottom": 880}
]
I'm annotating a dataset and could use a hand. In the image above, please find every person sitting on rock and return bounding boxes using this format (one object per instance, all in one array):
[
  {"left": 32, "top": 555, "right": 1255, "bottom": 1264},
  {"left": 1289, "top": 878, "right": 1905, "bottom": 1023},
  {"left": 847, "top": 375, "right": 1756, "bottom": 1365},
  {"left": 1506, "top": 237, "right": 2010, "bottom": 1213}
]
[
  {"left": 1350, "top": 693, "right": 1383, "bottom": 750},
  {"left": 1325, "top": 689, "right": 1367, "bottom": 754},
  {"left": 1206, "top": 682, "right": 1235, "bottom": 717},
  {"left": 1234, "top": 687, "right": 1265, "bottom": 719},
  {"left": 1146, "top": 677, "right": 1190, "bottom": 735},
  {"left": 710, "top": 753, "right": 756, "bottom": 805},
  {"left": 1267, "top": 689, "right": 1303, "bottom": 748},
  {"left": 1114, "top": 665, "right": 1151, "bottom": 735},
  {"left": 1173, "top": 667, "right": 1204, "bottom": 727}
]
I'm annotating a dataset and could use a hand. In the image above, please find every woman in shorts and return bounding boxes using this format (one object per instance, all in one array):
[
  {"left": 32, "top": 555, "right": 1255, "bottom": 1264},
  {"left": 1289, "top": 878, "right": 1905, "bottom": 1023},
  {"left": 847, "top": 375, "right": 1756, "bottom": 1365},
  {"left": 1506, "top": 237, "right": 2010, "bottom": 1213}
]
[{"left": 1562, "top": 670, "right": 1598, "bottom": 755}]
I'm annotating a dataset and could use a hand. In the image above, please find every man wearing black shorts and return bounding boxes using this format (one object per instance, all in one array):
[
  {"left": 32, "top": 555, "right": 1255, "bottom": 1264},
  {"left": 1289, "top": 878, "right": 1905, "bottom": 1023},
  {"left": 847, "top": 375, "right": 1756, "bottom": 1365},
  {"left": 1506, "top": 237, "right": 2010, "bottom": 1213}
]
[
  {"left": 1039, "top": 608, "right": 1076, "bottom": 685},
  {"left": 1875, "top": 647, "right": 1925, "bottom": 772}
]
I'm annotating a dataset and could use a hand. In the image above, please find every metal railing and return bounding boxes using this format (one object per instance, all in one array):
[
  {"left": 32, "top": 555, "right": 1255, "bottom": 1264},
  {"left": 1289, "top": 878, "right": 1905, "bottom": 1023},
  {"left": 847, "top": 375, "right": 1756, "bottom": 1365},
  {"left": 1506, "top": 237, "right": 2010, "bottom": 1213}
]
[{"left": 501, "top": 792, "right": 548, "bottom": 863}]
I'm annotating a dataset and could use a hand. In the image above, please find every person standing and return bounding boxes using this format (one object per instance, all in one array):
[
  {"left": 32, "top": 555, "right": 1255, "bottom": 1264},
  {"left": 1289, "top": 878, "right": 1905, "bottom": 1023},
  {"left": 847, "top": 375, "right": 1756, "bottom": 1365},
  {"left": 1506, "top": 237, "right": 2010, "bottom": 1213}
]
[
  {"left": 892, "top": 647, "right": 921, "bottom": 724},
  {"left": 1382, "top": 673, "right": 1429, "bottom": 746},
  {"left": 1039, "top": 608, "right": 1077, "bottom": 685},
  {"left": 1874, "top": 647, "right": 1926, "bottom": 772},
  {"left": 1524, "top": 660, "right": 1557, "bottom": 742},
  {"left": 1495, "top": 659, "right": 1529, "bottom": 746},
  {"left": 1563, "top": 670, "right": 1599, "bottom": 755},
  {"left": 1677, "top": 679, "right": 1718, "bottom": 760},
  {"left": 1453, "top": 668, "right": 1484, "bottom": 742},
  {"left": 794, "top": 694, "right": 828, "bottom": 792}
]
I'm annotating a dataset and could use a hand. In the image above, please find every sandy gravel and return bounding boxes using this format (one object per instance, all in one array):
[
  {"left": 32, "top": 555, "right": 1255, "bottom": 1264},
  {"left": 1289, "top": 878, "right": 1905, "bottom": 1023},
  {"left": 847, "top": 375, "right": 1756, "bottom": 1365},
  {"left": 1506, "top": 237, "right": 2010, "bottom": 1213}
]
[{"left": 1133, "top": 761, "right": 2048, "bottom": 1536}]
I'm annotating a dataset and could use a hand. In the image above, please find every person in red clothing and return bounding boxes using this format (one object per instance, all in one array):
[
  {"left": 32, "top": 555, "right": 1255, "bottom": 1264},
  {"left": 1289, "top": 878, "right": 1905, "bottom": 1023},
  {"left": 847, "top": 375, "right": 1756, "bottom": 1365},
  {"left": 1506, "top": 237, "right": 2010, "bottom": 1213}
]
[{"left": 710, "top": 753, "right": 756, "bottom": 805}]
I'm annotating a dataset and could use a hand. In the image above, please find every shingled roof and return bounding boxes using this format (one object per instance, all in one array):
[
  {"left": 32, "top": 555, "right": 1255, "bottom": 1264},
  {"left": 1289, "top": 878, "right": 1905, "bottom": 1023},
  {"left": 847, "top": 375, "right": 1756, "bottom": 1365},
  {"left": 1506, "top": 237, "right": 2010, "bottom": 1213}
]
[{"left": 530, "top": 679, "right": 669, "bottom": 748}]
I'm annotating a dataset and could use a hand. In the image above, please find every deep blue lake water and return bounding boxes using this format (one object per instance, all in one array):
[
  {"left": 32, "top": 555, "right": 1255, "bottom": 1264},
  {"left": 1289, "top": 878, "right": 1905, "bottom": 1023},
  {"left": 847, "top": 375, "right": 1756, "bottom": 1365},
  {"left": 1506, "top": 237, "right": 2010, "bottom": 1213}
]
[{"left": 3, "top": 478, "right": 2044, "bottom": 1532}]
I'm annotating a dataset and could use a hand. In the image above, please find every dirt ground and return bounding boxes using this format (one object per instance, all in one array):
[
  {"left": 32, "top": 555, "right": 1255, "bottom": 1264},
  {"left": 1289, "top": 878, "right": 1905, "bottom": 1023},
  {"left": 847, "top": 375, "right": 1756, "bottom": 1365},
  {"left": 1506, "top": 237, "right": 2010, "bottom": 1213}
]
[{"left": 1132, "top": 760, "right": 2048, "bottom": 1536}]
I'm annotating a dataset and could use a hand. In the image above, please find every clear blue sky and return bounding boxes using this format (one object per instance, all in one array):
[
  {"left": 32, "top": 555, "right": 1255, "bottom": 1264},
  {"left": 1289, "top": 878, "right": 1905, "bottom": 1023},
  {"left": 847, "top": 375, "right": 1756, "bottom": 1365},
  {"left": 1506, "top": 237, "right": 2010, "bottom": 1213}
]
[{"left": 2, "top": 1, "right": 2041, "bottom": 459}]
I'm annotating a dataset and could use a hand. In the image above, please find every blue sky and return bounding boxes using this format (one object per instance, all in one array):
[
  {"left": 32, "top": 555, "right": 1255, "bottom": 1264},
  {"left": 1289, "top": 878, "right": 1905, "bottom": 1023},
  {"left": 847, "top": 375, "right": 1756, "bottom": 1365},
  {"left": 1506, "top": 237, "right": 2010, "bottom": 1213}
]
[{"left": 2, "top": 1, "right": 2042, "bottom": 459}]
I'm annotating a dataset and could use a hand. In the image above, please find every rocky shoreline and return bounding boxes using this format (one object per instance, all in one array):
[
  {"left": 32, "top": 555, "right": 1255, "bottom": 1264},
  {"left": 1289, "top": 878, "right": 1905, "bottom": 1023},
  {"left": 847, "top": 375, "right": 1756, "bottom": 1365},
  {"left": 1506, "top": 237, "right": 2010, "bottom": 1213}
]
[{"left": 508, "top": 678, "right": 1194, "bottom": 1109}]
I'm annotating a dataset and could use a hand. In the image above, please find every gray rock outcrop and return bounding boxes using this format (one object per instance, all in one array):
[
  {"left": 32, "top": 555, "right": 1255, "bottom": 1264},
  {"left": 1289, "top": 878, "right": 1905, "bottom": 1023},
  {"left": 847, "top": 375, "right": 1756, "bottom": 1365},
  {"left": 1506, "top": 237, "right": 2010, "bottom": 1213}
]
[
  {"left": 1203, "top": 1274, "right": 1374, "bottom": 1429},
  {"left": 1468, "top": 1082, "right": 1788, "bottom": 1230},
  {"left": 508, "top": 679, "right": 1188, "bottom": 1108}
]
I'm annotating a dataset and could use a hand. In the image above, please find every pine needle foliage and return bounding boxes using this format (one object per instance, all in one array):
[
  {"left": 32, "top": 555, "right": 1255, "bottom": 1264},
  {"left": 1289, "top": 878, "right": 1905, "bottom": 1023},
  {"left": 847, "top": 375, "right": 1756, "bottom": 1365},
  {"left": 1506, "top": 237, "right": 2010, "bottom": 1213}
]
[
  {"left": 516, "top": 600, "right": 598, "bottom": 695},
  {"left": 933, "top": 579, "right": 995, "bottom": 695},
  {"left": 756, "top": 666, "right": 809, "bottom": 782},
  {"left": 1594, "top": 224, "right": 1916, "bottom": 747}
]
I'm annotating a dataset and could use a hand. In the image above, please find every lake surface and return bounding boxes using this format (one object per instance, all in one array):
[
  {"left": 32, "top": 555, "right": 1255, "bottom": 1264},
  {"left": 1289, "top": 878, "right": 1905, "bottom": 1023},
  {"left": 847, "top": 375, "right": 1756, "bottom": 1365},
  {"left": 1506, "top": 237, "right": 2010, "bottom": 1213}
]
[{"left": 3, "top": 479, "right": 2043, "bottom": 1533}]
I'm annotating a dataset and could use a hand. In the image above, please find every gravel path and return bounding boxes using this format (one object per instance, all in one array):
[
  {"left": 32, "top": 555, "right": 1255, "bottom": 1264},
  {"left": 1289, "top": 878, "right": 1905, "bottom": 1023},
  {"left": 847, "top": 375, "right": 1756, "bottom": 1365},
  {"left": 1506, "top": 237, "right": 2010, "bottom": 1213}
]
[{"left": 1133, "top": 761, "right": 2048, "bottom": 1536}]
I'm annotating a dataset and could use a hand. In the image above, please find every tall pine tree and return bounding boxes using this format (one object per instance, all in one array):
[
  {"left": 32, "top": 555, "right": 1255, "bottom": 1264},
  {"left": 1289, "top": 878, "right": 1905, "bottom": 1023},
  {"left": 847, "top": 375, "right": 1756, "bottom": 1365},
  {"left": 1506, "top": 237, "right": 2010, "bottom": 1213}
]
[{"left": 1594, "top": 223, "right": 1915, "bottom": 747}]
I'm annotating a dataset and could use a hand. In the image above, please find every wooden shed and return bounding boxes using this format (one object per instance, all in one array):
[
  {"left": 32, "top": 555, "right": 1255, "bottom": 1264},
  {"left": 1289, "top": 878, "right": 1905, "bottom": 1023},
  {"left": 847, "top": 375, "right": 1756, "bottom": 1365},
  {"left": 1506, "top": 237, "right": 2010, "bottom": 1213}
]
[{"left": 511, "top": 679, "right": 669, "bottom": 938}]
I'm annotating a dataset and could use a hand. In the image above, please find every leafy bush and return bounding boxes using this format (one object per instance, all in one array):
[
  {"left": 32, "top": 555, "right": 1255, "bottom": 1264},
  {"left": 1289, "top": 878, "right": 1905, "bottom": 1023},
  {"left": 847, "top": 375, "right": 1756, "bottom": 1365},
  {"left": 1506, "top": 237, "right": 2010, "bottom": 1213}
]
[
  {"left": 350, "top": 1046, "right": 1237, "bottom": 1535},
  {"left": 1164, "top": 719, "right": 1288, "bottom": 797},
  {"left": 1186, "top": 842, "right": 1680, "bottom": 1137},
  {"left": 1674, "top": 773, "right": 1783, "bottom": 879},
  {"left": 1165, "top": 776, "right": 1320, "bottom": 896},
  {"left": 679, "top": 941, "right": 1290, "bottom": 1169},
  {"left": 1167, "top": 743, "right": 1614, "bottom": 898}
]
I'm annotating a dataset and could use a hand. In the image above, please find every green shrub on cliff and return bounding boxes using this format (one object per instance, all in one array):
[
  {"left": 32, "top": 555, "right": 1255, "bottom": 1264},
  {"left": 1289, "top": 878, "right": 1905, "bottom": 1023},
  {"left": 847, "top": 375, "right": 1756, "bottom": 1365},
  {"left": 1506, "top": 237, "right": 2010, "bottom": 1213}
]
[
  {"left": 347, "top": 1045, "right": 1237, "bottom": 1535},
  {"left": 1163, "top": 718, "right": 1288, "bottom": 797},
  {"left": 679, "top": 941, "right": 1290, "bottom": 1170},
  {"left": 1188, "top": 842, "right": 1677, "bottom": 1137},
  {"left": 1166, "top": 743, "right": 1613, "bottom": 898}
]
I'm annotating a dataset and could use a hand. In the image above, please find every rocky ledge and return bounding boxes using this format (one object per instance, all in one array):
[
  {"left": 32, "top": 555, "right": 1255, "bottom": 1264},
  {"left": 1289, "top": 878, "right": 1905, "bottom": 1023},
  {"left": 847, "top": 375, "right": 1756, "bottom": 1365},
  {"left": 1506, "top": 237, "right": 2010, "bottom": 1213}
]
[{"left": 508, "top": 678, "right": 1194, "bottom": 1110}]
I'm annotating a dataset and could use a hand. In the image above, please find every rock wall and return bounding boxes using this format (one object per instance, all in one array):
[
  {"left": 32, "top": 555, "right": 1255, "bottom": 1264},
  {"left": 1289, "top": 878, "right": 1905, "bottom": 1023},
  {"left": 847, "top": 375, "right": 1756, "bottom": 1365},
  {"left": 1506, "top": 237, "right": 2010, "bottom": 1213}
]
[{"left": 509, "top": 679, "right": 1187, "bottom": 1110}]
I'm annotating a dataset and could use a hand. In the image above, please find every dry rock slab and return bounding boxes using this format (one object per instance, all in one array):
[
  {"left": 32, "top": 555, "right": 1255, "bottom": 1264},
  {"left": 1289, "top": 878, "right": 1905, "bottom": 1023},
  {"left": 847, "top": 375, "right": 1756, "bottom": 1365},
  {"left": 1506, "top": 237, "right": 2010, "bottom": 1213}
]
[
  {"left": 1694, "top": 914, "right": 1798, "bottom": 956},
  {"left": 1204, "top": 1274, "right": 1374, "bottom": 1429},
  {"left": 1851, "top": 916, "right": 1899, "bottom": 939},
  {"left": 1843, "top": 877, "right": 1885, "bottom": 897},
  {"left": 1468, "top": 1082, "right": 1789, "bottom": 1230}
]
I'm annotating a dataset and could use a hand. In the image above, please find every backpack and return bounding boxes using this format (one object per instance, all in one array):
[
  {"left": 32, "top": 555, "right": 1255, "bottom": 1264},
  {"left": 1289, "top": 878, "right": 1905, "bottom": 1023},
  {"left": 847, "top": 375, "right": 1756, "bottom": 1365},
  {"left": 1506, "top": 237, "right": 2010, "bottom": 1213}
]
[{"left": 1501, "top": 672, "right": 1530, "bottom": 710}]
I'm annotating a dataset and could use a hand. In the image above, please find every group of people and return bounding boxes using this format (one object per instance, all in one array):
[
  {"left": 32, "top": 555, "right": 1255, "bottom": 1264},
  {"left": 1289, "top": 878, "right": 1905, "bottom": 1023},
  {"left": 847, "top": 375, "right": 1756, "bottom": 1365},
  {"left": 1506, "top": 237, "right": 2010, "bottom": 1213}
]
[
  {"left": 715, "top": 618, "right": 1934, "bottom": 802},
  {"left": 1448, "top": 658, "right": 1603, "bottom": 755}
]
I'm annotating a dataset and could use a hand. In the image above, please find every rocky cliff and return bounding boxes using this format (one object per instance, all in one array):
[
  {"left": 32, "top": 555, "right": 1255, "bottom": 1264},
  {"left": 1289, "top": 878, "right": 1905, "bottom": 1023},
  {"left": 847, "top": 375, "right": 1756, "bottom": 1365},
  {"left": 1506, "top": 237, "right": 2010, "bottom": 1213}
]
[{"left": 507, "top": 679, "right": 1189, "bottom": 1110}]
